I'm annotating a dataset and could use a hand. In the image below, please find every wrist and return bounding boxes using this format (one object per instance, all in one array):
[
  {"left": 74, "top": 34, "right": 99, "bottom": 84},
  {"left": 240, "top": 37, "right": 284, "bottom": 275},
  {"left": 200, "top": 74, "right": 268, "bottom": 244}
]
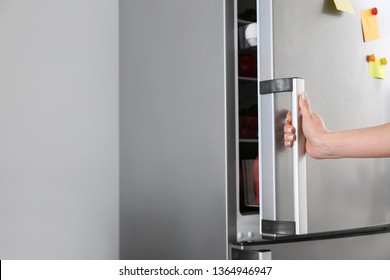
[
  {"left": 319, "top": 131, "right": 337, "bottom": 159},
  {"left": 306, "top": 130, "right": 334, "bottom": 159}
]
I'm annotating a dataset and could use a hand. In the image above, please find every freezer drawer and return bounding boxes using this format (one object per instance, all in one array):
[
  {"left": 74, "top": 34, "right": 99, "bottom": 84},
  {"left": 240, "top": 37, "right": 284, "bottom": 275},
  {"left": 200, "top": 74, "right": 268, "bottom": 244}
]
[
  {"left": 232, "top": 248, "right": 271, "bottom": 260},
  {"left": 259, "top": 78, "right": 307, "bottom": 238}
]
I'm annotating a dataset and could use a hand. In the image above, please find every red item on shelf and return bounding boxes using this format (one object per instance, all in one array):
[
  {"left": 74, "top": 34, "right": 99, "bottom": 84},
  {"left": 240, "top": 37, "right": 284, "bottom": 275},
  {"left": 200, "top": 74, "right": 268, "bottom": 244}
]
[
  {"left": 239, "top": 115, "right": 258, "bottom": 139},
  {"left": 238, "top": 53, "right": 257, "bottom": 77}
]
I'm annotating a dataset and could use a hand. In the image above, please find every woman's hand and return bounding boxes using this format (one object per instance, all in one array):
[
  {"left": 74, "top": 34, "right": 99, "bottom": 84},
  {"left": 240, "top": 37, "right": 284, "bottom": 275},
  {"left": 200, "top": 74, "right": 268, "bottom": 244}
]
[
  {"left": 285, "top": 92, "right": 390, "bottom": 159},
  {"left": 284, "top": 92, "right": 331, "bottom": 159}
]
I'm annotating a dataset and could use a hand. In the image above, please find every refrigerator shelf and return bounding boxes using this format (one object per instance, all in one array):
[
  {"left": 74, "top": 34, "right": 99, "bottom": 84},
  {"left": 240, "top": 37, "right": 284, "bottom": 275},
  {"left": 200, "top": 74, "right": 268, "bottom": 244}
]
[
  {"left": 238, "top": 19, "right": 255, "bottom": 27},
  {"left": 238, "top": 76, "right": 257, "bottom": 81},
  {"left": 239, "top": 139, "right": 258, "bottom": 143},
  {"left": 238, "top": 46, "right": 257, "bottom": 54}
]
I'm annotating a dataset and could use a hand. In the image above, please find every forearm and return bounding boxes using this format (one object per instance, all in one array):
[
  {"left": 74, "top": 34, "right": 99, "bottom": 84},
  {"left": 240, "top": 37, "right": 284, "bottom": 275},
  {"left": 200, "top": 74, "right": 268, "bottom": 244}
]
[{"left": 324, "top": 123, "right": 390, "bottom": 158}]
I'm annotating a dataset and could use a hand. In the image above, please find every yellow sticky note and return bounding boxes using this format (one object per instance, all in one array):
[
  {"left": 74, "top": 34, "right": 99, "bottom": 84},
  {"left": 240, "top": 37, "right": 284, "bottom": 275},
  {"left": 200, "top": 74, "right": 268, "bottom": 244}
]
[
  {"left": 360, "top": 9, "right": 380, "bottom": 42},
  {"left": 333, "top": 0, "right": 354, "bottom": 14},
  {"left": 369, "top": 60, "right": 385, "bottom": 79}
]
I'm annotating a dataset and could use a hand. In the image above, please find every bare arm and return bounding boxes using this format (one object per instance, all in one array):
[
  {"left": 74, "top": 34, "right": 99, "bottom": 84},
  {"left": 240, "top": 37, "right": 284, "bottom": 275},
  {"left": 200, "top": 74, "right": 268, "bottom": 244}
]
[
  {"left": 320, "top": 123, "right": 390, "bottom": 159},
  {"left": 284, "top": 92, "right": 390, "bottom": 159}
]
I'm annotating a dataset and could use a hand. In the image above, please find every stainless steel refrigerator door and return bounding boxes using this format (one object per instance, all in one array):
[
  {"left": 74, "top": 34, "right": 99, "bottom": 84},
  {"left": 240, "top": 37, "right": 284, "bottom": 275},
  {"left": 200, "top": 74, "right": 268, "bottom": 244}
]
[
  {"left": 259, "top": 78, "right": 307, "bottom": 237},
  {"left": 120, "top": 0, "right": 236, "bottom": 259},
  {"left": 272, "top": 0, "right": 390, "bottom": 233}
]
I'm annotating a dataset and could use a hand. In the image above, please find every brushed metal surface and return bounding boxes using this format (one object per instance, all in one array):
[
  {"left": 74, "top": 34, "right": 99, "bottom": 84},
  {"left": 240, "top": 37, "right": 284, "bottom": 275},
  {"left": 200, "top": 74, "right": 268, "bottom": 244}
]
[
  {"left": 119, "top": 0, "right": 235, "bottom": 259},
  {"left": 273, "top": 0, "right": 390, "bottom": 233}
]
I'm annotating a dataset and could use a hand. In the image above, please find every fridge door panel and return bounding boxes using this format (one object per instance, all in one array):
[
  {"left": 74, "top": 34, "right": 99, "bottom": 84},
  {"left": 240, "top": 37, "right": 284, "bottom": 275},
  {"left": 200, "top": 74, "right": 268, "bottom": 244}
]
[{"left": 272, "top": 0, "right": 390, "bottom": 232}]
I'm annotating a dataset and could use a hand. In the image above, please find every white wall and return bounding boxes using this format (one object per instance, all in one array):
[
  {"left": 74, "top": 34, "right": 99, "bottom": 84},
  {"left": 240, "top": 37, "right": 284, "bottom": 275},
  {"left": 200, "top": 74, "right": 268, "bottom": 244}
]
[{"left": 0, "top": 0, "right": 119, "bottom": 259}]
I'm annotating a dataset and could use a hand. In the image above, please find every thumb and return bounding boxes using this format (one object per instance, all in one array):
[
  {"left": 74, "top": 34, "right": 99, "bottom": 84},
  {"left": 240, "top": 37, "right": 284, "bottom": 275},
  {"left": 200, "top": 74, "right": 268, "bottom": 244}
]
[{"left": 299, "top": 91, "right": 312, "bottom": 117}]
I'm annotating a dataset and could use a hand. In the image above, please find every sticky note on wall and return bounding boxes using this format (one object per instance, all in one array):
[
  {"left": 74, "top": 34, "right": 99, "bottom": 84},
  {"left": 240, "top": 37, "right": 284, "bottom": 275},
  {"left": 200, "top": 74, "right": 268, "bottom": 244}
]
[
  {"left": 360, "top": 8, "right": 380, "bottom": 42},
  {"left": 333, "top": 0, "right": 354, "bottom": 14}
]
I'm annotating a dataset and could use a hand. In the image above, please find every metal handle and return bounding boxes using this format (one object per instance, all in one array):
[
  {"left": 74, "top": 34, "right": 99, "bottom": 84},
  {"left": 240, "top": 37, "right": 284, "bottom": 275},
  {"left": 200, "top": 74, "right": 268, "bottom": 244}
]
[
  {"left": 291, "top": 79, "right": 308, "bottom": 236},
  {"left": 259, "top": 78, "right": 307, "bottom": 238}
]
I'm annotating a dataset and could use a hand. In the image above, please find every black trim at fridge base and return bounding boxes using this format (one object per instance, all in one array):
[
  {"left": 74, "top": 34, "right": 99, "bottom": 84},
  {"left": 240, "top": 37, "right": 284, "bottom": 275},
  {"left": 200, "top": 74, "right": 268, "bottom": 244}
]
[{"left": 233, "top": 223, "right": 390, "bottom": 249}]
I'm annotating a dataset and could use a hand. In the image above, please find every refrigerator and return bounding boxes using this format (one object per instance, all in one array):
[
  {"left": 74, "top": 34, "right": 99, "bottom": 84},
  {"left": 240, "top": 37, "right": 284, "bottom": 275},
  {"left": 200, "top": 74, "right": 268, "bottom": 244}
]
[
  {"left": 234, "top": 0, "right": 390, "bottom": 259},
  {"left": 120, "top": 0, "right": 390, "bottom": 259}
]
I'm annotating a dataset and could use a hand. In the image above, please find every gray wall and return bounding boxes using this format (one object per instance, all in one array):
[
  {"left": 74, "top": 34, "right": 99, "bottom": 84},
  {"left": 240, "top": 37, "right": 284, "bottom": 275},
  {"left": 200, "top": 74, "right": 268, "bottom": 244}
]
[
  {"left": 119, "top": 0, "right": 234, "bottom": 259},
  {"left": 0, "top": 0, "right": 119, "bottom": 259},
  {"left": 273, "top": 0, "right": 390, "bottom": 233}
]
